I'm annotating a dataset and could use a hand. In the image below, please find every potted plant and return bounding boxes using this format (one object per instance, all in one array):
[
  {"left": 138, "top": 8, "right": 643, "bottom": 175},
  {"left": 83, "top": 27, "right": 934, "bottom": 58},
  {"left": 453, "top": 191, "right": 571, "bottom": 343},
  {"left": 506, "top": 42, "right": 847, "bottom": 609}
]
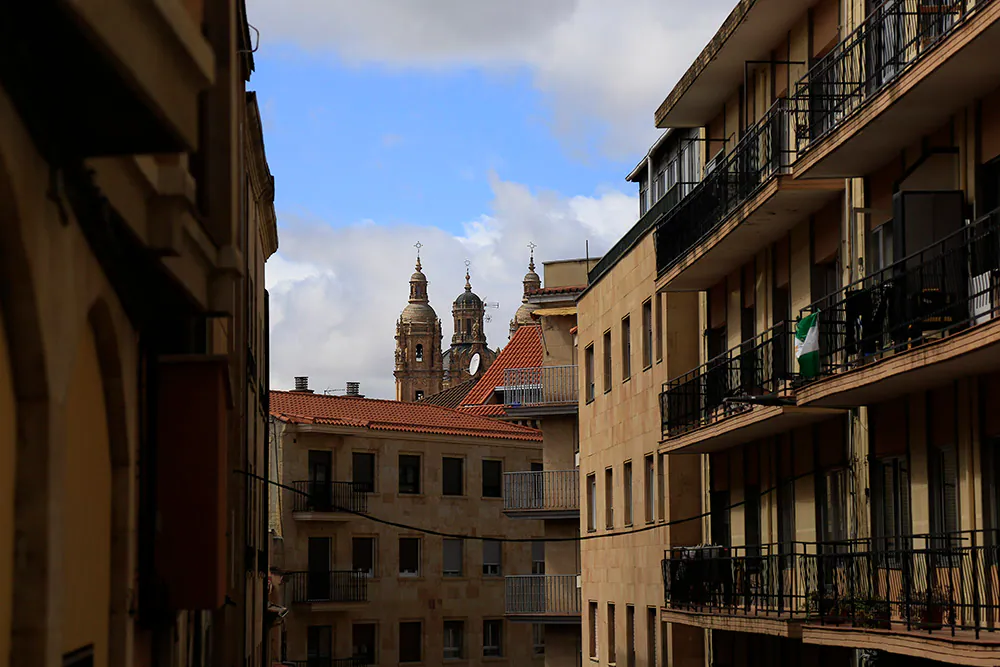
[
  {"left": 807, "top": 590, "right": 847, "bottom": 624},
  {"left": 906, "top": 589, "right": 952, "bottom": 630},
  {"left": 854, "top": 598, "right": 892, "bottom": 630}
]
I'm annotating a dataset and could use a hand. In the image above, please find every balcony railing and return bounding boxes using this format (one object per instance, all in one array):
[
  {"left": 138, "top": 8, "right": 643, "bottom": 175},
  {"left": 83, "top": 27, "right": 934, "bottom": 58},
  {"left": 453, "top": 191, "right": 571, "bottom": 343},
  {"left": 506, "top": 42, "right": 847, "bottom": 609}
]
[
  {"left": 503, "top": 366, "right": 579, "bottom": 407},
  {"left": 790, "top": 0, "right": 994, "bottom": 152},
  {"left": 506, "top": 574, "right": 582, "bottom": 617},
  {"left": 286, "top": 570, "right": 368, "bottom": 604},
  {"left": 801, "top": 209, "right": 1000, "bottom": 379},
  {"left": 660, "top": 321, "right": 795, "bottom": 439},
  {"left": 279, "top": 659, "right": 366, "bottom": 667},
  {"left": 655, "top": 100, "right": 793, "bottom": 276},
  {"left": 503, "top": 470, "right": 579, "bottom": 515},
  {"left": 292, "top": 480, "right": 368, "bottom": 514}
]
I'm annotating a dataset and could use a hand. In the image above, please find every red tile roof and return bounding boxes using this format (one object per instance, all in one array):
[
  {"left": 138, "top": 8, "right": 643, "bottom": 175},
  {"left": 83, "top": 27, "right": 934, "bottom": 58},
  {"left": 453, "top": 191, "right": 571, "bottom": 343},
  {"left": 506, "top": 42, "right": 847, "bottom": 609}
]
[
  {"left": 270, "top": 391, "right": 541, "bottom": 442},
  {"left": 527, "top": 284, "right": 586, "bottom": 296},
  {"left": 459, "top": 404, "right": 508, "bottom": 417},
  {"left": 461, "top": 324, "right": 543, "bottom": 406}
]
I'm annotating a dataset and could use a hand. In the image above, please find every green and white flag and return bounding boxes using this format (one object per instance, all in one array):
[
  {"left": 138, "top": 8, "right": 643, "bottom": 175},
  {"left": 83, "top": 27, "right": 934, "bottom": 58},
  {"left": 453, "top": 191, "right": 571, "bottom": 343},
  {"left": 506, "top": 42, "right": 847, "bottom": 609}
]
[{"left": 795, "top": 312, "right": 821, "bottom": 378}]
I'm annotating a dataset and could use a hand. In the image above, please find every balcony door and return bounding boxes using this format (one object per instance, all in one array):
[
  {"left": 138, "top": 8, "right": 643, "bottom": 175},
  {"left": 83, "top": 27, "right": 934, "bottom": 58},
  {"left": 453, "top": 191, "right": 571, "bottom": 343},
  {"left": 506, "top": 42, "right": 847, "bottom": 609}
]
[
  {"left": 308, "top": 537, "right": 331, "bottom": 601},
  {"left": 307, "top": 625, "right": 332, "bottom": 667},
  {"left": 529, "top": 461, "right": 543, "bottom": 510},
  {"left": 309, "top": 450, "right": 333, "bottom": 511}
]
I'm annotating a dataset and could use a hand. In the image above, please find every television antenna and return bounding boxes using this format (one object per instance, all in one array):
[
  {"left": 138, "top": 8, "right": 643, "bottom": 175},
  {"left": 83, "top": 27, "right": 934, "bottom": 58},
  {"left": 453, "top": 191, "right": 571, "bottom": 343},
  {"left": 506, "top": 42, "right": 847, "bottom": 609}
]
[{"left": 482, "top": 296, "right": 500, "bottom": 323}]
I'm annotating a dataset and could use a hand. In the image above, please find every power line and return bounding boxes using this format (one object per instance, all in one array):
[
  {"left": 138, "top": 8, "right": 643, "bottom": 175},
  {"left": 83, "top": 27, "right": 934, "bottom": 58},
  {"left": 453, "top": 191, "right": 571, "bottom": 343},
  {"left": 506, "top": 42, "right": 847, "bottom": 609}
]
[{"left": 238, "top": 466, "right": 820, "bottom": 544}]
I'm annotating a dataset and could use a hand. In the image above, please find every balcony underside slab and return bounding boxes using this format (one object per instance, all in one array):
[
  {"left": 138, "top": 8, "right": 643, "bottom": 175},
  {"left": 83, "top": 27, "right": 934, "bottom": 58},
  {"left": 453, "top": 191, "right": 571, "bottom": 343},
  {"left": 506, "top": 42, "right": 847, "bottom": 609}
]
[
  {"left": 657, "top": 177, "right": 843, "bottom": 292},
  {"left": 506, "top": 614, "right": 581, "bottom": 625},
  {"left": 660, "top": 404, "right": 845, "bottom": 454},
  {"left": 502, "top": 509, "right": 580, "bottom": 520},
  {"left": 793, "top": 2, "right": 1000, "bottom": 180},
  {"left": 802, "top": 624, "right": 1000, "bottom": 667},
  {"left": 504, "top": 403, "right": 578, "bottom": 417},
  {"left": 796, "top": 316, "right": 1000, "bottom": 408},
  {"left": 291, "top": 511, "right": 355, "bottom": 522},
  {"left": 660, "top": 608, "right": 803, "bottom": 638}
]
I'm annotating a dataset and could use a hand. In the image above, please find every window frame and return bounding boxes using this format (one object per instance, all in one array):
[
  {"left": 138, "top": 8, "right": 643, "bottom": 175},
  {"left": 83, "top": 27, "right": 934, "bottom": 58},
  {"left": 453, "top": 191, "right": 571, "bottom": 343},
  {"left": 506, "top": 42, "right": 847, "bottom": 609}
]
[
  {"left": 603, "top": 329, "right": 612, "bottom": 393},
  {"left": 398, "top": 453, "right": 422, "bottom": 495},
  {"left": 623, "top": 460, "right": 633, "bottom": 527},
  {"left": 443, "top": 620, "right": 465, "bottom": 660},
  {"left": 398, "top": 621, "right": 422, "bottom": 664},
  {"left": 645, "top": 454, "right": 655, "bottom": 524},
  {"left": 483, "top": 619, "right": 504, "bottom": 658},
  {"left": 589, "top": 601, "right": 599, "bottom": 660},
  {"left": 607, "top": 603, "right": 617, "bottom": 665},
  {"left": 352, "top": 536, "right": 377, "bottom": 578},
  {"left": 443, "top": 538, "right": 464, "bottom": 577},
  {"left": 586, "top": 473, "right": 597, "bottom": 533},
  {"left": 352, "top": 451, "right": 376, "bottom": 493},
  {"left": 482, "top": 539, "right": 503, "bottom": 577},
  {"left": 442, "top": 456, "right": 465, "bottom": 496},
  {"left": 605, "top": 468, "right": 614, "bottom": 530},
  {"left": 482, "top": 459, "right": 503, "bottom": 498},
  {"left": 621, "top": 314, "right": 632, "bottom": 382},
  {"left": 585, "top": 343, "right": 596, "bottom": 403},
  {"left": 641, "top": 298, "right": 653, "bottom": 370},
  {"left": 398, "top": 536, "right": 421, "bottom": 578}
]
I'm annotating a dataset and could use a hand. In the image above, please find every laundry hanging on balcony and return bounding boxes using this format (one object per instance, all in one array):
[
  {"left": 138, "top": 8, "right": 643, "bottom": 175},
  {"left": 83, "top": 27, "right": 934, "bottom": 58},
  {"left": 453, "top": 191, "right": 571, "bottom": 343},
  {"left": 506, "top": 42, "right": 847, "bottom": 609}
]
[{"left": 795, "top": 312, "right": 820, "bottom": 379}]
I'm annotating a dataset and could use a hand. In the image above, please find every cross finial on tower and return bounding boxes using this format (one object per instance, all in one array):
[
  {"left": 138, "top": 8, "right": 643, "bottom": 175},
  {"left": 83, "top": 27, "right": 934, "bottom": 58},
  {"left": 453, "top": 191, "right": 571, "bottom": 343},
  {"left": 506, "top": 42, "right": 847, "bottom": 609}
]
[
  {"left": 464, "top": 259, "right": 472, "bottom": 290},
  {"left": 414, "top": 241, "right": 423, "bottom": 270},
  {"left": 527, "top": 241, "right": 537, "bottom": 271}
]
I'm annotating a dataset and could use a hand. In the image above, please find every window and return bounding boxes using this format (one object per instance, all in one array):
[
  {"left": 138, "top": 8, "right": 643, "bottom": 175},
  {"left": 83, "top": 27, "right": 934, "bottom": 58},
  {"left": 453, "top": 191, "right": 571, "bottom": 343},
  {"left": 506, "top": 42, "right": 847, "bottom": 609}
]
[
  {"left": 586, "top": 473, "right": 597, "bottom": 532},
  {"left": 482, "top": 459, "right": 502, "bottom": 498},
  {"left": 352, "top": 537, "right": 376, "bottom": 577},
  {"left": 607, "top": 603, "right": 617, "bottom": 665},
  {"left": 443, "top": 620, "right": 464, "bottom": 660},
  {"left": 353, "top": 623, "right": 377, "bottom": 665},
  {"left": 589, "top": 602, "right": 598, "bottom": 659},
  {"left": 532, "top": 624, "right": 545, "bottom": 656},
  {"left": 655, "top": 294, "right": 663, "bottom": 363},
  {"left": 531, "top": 540, "right": 545, "bottom": 575},
  {"left": 641, "top": 299, "right": 653, "bottom": 369},
  {"left": 605, "top": 468, "right": 614, "bottom": 529},
  {"left": 603, "top": 330, "right": 612, "bottom": 392},
  {"left": 644, "top": 455, "right": 655, "bottom": 523},
  {"left": 353, "top": 452, "right": 375, "bottom": 493},
  {"left": 623, "top": 461, "right": 633, "bottom": 526},
  {"left": 399, "top": 454, "right": 421, "bottom": 494},
  {"left": 307, "top": 625, "right": 332, "bottom": 662},
  {"left": 873, "top": 455, "right": 912, "bottom": 553},
  {"left": 711, "top": 490, "right": 731, "bottom": 548},
  {"left": 930, "top": 443, "right": 959, "bottom": 554},
  {"left": 414, "top": 390, "right": 424, "bottom": 401},
  {"left": 626, "top": 605, "right": 636, "bottom": 667},
  {"left": 483, "top": 620, "right": 503, "bottom": 658},
  {"left": 657, "top": 454, "right": 665, "bottom": 522},
  {"left": 399, "top": 537, "right": 421, "bottom": 577},
  {"left": 398, "top": 621, "right": 422, "bottom": 663},
  {"left": 443, "top": 457, "right": 464, "bottom": 496},
  {"left": 482, "top": 539, "right": 502, "bottom": 577},
  {"left": 621, "top": 315, "right": 631, "bottom": 381},
  {"left": 646, "top": 608, "right": 656, "bottom": 667},
  {"left": 585, "top": 343, "right": 595, "bottom": 402},
  {"left": 415, "top": 343, "right": 423, "bottom": 362},
  {"left": 443, "top": 539, "right": 463, "bottom": 577}
]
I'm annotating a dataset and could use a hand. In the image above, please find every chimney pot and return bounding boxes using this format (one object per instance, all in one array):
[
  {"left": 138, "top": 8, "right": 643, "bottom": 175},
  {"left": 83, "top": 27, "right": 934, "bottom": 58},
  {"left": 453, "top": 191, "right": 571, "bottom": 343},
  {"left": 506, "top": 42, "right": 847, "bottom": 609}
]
[
  {"left": 346, "top": 382, "right": 361, "bottom": 397},
  {"left": 294, "top": 376, "right": 310, "bottom": 392}
]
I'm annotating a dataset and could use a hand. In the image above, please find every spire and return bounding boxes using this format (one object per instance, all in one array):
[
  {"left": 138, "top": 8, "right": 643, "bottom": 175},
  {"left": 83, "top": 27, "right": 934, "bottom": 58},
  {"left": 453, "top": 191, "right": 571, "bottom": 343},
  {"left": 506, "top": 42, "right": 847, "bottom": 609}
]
[
  {"left": 464, "top": 259, "right": 472, "bottom": 291},
  {"left": 414, "top": 241, "right": 423, "bottom": 271},
  {"left": 522, "top": 242, "right": 541, "bottom": 301},
  {"left": 528, "top": 241, "right": 537, "bottom": 272},
  {"left": 408, "top": 241, "right": 429, "bottom": 304}
]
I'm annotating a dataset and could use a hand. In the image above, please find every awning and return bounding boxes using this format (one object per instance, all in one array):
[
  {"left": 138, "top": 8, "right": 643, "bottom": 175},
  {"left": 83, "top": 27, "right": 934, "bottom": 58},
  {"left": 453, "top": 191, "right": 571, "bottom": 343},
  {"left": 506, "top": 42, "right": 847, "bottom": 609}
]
[{"left": 531, "top": 306, "right": 576, "bottom": 317}]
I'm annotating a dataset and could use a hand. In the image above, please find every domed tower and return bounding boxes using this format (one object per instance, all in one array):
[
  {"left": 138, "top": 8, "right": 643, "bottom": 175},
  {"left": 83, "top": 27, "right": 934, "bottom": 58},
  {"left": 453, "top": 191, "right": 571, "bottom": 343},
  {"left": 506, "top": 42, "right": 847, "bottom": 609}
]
[
  {"left": 443, "top": 262, "right": 497, "bottom": 388},
  {"left": 510, "top": 243, "right": 542, "bottom": 339},
  {"left": 394, "top": 247, "right": 444, "bottom": 401}
]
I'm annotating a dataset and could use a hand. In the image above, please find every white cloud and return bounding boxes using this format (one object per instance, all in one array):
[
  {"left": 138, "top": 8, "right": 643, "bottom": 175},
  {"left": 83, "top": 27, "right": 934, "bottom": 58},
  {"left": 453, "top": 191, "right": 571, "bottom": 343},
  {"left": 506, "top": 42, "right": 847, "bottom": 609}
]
[
  {"left": 246, "top": 0, "right": 733, "bottom": 158},
  {"left": 266, "top": 175, "right": 636, "bottom": 398}
]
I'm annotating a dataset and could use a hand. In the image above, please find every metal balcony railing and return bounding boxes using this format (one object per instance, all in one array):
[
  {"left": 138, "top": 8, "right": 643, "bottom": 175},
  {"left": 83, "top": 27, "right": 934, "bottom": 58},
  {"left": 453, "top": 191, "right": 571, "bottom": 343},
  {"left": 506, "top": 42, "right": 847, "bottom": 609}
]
[
  {"left": 505, "top": 574, "right": 582, "bottom": 616},
  {"left": 790, "top": 0, "right": 995, "bottom": 152},
  {"left": 660, "top": 321, "right": 795, "bottom": 439},
  {"left": 655, "top": 100, "right": 793, "bottom": 276},
  {"left": 278, "top": 659, "right": 366, "bottom": 667},
  {"left": 801, "top": 209, "right": 1000, "bottom": 379},
  {"left": 286, "top": 570, "right": 368, "bottom": 604},
  {"left": 503, "top": 470, "right": 579, "bottom": 514},
  {"left": 503, "top": 366, "right": 579, "bottom": 407},
  {"left": 291, "top": 480, "right": 368, "bottom": 514}
]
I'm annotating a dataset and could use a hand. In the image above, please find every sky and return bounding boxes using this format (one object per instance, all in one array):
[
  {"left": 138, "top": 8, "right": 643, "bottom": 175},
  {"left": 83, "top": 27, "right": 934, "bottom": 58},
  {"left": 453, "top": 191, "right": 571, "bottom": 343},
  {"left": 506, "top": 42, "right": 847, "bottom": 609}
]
[{"left": 249, "top": 0, "right": 733, "bottom": 399}]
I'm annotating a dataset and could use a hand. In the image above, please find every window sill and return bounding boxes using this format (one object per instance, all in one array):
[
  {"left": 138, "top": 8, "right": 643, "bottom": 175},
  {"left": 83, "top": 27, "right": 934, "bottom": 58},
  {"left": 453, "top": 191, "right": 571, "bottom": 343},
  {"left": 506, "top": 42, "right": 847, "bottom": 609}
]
[
  {"left": 587, "top": 528, "right": 597, "bottom": 533},
  {"left": 482, "top": 574, "right": 504, "bottom": 580},
  {"left": 399, "top": 492, "right": 425, "bottom": 498},
  {"left": 442, "top": 494, "right": 468, "bottom": 500},
  {"left": 398, "top": 574, "right": 424, "bottom": 581},
  {"left": 442, "top": 575, "right": 468, "bottom": 581},
  {"left": 645, "top": 520, "right": 655, "bottom": 525},
  {"left": 481, "top": 496, "right": 502, "bottom": 501},
  {"left": 482, "top": 655, "right": 507, "bottom": 662},
  {"left": 643, "top": 364, "right": 652, "bottom": 372},
  {"left": 622, "top": 376, "right": 631, "bottom": 384},
  {"left": 624, "top": 522, "right": 633, "bottom": 528}
]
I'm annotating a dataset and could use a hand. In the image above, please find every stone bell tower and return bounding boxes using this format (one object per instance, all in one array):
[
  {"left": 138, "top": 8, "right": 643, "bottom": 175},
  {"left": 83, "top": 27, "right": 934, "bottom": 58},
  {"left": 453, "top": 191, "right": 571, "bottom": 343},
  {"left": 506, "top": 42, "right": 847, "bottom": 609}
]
[{"left": 394, "top": 243, "right": 444, "bottom": 401}]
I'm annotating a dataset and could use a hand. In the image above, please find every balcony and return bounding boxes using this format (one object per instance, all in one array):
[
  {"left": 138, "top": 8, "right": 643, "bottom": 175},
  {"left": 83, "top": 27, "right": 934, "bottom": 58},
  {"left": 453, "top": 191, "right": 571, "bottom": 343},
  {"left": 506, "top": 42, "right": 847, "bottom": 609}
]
[
  {"left": 291, "top": 481, "right": 368, "bottom": 521},
  {"left": 286, "top": 571, "right": 368, "bottom": 610},
  {"left": 659, "top": 322, "right": 841, "bottom": 453},
  {"left": 503, "top": 470, "right": 579, "bottom": 520},
  {"left": 279, "top": 660, "right": 365, "bottom": 667},
  {"left": 789, "top": 0, "right": 1000, "bottom": 178},
  {"left": 503, "top": 366, "right": 579, "bottom": 415},
  {"left": 654, "top": 101, "right": 841, "bottom": 291},
  {"left": 505, "top": 574, "right": 582, "bottom": 624},
  {"left": 796, "top": 208, "right": 1000, "bottom": 407}
]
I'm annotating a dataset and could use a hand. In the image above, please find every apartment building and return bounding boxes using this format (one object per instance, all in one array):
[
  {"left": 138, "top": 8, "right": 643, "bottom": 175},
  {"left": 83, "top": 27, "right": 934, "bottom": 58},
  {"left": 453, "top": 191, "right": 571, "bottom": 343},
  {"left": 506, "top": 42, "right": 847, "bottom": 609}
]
[
  {"left": 270, "top": 384, "right": 546, "bottom": 666},
  {"left": 0, "top": 2, "right": 278, "bottom": 666},
  {"left": 578, "top": 0, "right": 1000, "bottom": 665}
]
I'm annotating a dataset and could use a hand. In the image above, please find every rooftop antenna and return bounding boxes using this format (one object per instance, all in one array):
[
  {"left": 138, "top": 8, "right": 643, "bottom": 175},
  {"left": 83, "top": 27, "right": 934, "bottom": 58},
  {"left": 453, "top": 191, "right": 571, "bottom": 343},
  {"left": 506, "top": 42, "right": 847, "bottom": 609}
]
[{"left": 481, "top": 294, "right": 500, "bottom": 323}]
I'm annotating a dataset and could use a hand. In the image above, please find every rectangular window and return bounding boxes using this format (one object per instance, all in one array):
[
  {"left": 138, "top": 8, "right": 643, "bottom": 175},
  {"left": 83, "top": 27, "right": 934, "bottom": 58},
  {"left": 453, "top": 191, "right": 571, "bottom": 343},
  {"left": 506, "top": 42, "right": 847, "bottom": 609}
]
[
  {"left": 587, "top": 473, "right": 597, "bottom": 532},
  {"left": 442, "top": 457, "right": 464, "bottom": 496},
  {"left": 353, "top": 452, "right": 375, "bottom": 492},
  {"left": 603, "top": 330, "right": 612, "bottom": 392},
  {"left": 483, "top": 539, "right": 502, "bottom": 576},
  {"left": 532, "top": 623, "right": 545, "bottom": 656},
  {"left": 585, "top": 343, "right": 595, "bottom": 402},
  {"left": 646, "top": 608, "right": 656, "bottom": 667},
  {"left": 399, "top": 621, "right": 422, "bottom": 663},
  {"left": 644, "top": 455, "right": 655, "bottom": 523},
  {"left": 531, "top": 540, "right": 545, "bottom": 575},
  {"left": 443, "top": 620, "right": 464, "bottom": 660},
  {"left": 655, "top": 293, "right": 663, "bottom": 363},
  {"left": 352, "top": 537, "right": 376, "bottom": 577},
  {"left": 482, "top": 459, "right": 503, "bottom": 498},
  {"left": 623, "top": 461, "right": 633, "bottom": 526},
  {"left": 607, "top": 603, "right": 617, "bottom": 665},
  {"left": 589, "top": 601, "right": 599, "bottom": 659},
  {"left": 483, "top": 620, "right": 503, "bottom": 658},
  {"left": 621, "top": 315, "right": 631, "bottom": 381},
  {"left": 626, "top": 605, "right": 636, "bottom": 667},
  {"left": 443, "top": 539, "right": 463, "bottom": 577},
  {"left": 399, "top": 454, "right": 421, "bottom": 494},
  {"left": 307, "top": 625, "right": 332, "bottom": 660},
  {"left": 657, "top": 454, "right": 665, "bottom": 522},
  {"left": 642, "top": 299, "right": 653, "bottom": 369},
  {"left": 605, "top": 468, "right": 614, "bottom": 529},
  {"left": 399, "top": 537, "right": 421, "bottom": 577},
  {"left": 353, "top": 623, "right": 377, "bottom": 665}
]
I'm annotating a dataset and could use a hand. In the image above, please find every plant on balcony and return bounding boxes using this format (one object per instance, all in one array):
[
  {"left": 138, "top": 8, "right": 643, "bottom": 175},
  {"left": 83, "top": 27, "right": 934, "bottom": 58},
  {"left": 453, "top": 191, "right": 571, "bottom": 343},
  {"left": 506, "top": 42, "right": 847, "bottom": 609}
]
[
  {"left": 806, "top": 592, "right": 891, "bottom": 629},
  {"left": 852, "top": 598, "right": 891, "bottom": 630},
  {"left": 806, "top": 590, "right": 848, "bottom": 623},
  {"left": 905, "top": 588, "right": 954, "bottom": 631}
]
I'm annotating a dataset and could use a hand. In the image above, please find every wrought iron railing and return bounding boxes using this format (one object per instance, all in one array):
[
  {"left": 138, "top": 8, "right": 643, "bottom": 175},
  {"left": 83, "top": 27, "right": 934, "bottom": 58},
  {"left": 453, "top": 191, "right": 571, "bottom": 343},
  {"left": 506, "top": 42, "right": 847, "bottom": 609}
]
[
  {"left": 291, "top": 480, "right": 368, "bottom": 514},
  {"left": 506, "top": 574, "right": 582, "bottom": 616},
  {"left": 278, "top": 659, "right": 366, "bottom": 667},
  {"left": 790, "top": 0, "right": 994, "bottom": 152},
  {"left": 655, "top": 100, "right": 793, "bottom": 276},
  {"left": 801, "top": 209, "right": 1000, "bottom": 379},
  {"left": 660, "top": 321, "right": 795, "bottom": 438},
  {"left": 503, "top": 366, "right": 578, "bottom": 406},
  {"left": 503, "top": 470, "right": 579, "bottom": 514},
  {"left": 286, "top": 570, "right": 368, "bottom": 604}
]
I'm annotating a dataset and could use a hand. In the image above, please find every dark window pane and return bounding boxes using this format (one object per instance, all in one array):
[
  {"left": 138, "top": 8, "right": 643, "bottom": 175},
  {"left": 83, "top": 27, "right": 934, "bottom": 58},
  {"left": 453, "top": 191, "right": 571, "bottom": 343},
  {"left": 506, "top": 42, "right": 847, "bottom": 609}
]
[{"left": 482, "top": 460, "right": 502, "bottom": 497}]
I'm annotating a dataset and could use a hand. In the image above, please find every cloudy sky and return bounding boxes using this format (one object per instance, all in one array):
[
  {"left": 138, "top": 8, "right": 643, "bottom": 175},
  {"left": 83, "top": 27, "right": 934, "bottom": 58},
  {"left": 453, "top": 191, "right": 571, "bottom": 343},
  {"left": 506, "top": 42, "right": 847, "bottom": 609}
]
[{"left": 249, "top": 0, "right": 732, "bottom": 398}]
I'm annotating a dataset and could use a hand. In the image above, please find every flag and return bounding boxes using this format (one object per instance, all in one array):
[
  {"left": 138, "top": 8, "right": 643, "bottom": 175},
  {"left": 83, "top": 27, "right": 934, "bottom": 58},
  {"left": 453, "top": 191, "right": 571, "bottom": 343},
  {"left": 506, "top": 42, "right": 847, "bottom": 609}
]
[{"left": 795, "top": 312, "right": 821, "bottom": 378}]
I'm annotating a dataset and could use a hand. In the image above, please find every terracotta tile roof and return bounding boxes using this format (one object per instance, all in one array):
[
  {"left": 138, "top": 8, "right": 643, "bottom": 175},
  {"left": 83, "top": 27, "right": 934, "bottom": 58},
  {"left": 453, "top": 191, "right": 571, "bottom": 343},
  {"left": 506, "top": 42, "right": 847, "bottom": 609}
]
[
  {"left": 270, "top": 390, "right": 541, "bottom": 442},
  {"left": 459, "top": 404, "right": 508, "bottom": 417},
  {"left": 527, "top": 284, "right": 586, "bottom": 296},
  {"left": 461, "top": 324, "right": 543, "bottom": 406},
  {"left": 419, "top": 377, "right": 479, "bottom": 409}
]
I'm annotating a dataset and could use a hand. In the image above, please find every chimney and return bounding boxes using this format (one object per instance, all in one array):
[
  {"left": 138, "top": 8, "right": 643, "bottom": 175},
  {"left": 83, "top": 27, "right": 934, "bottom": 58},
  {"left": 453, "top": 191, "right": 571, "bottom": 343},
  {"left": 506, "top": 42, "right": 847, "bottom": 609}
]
[
  {"left": 293, "top": 376, "right": 312, "bottom": 393},
  {"left": 345, "top": 382, "right": 364, "bottom": 398}
]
